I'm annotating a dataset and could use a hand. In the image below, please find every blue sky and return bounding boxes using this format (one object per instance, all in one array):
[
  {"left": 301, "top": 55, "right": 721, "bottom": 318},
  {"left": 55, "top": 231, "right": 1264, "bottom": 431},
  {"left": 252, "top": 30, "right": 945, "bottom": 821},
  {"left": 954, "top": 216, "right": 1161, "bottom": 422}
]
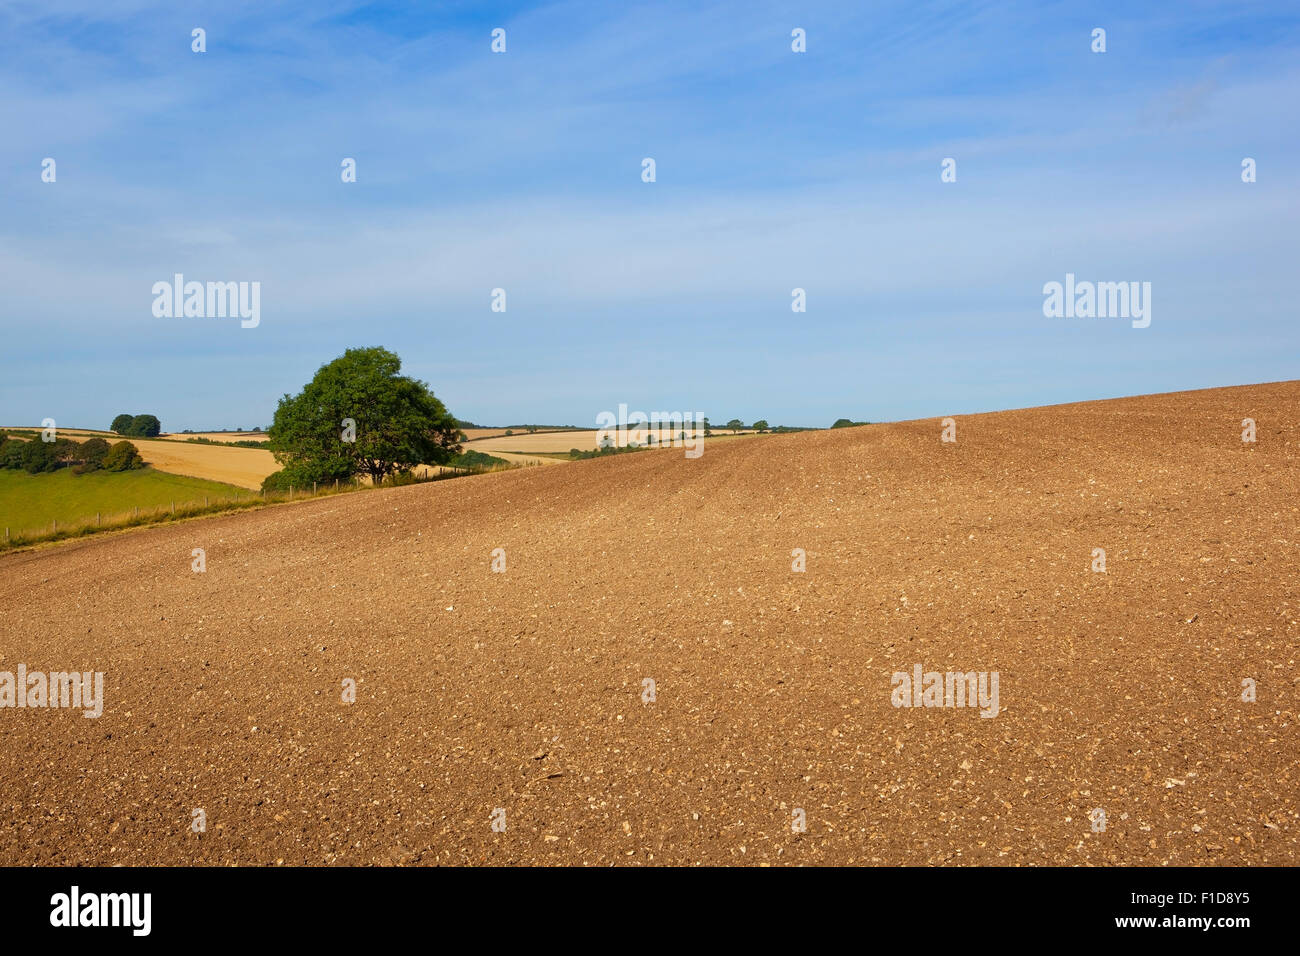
[{"left": 1, "top": 0, "right": 1296, "bottom": 430}]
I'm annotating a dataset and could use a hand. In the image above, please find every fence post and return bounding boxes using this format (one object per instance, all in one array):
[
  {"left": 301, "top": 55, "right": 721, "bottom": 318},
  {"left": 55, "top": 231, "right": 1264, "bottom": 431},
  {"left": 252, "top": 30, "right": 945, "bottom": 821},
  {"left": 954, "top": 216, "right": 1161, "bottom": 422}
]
[
  {"left": 96, "top": 512, "right": 100, "bottom": 525},
  {"left": 313, "top": 481, "right": 317, "bottom": 495},
  {"left": 290, "top": 485, "right": 294, "bottom": 498},
  {"left": 53, "top": 519, "right": 57, "bottom": 533},
  {"left": 171, "top": 501, "right": 175, "bottom": 514}
]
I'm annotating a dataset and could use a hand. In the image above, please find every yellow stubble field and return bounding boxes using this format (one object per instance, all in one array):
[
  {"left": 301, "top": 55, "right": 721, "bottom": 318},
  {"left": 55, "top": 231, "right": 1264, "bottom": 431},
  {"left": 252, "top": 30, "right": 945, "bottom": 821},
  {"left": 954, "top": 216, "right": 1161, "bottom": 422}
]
[
  {"left": 129, "top": 440, "right": 278, "bottom": 490},
  {"left": 1, "top": 426, "right": 279, "bottom": 491}
]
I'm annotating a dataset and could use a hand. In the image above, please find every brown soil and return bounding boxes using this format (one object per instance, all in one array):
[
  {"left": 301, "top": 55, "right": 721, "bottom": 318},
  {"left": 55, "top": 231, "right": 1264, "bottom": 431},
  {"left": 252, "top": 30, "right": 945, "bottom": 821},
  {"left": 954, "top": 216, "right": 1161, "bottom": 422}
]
[{"left": 0, "top": 382, "right": 1295, "bottom": 865}]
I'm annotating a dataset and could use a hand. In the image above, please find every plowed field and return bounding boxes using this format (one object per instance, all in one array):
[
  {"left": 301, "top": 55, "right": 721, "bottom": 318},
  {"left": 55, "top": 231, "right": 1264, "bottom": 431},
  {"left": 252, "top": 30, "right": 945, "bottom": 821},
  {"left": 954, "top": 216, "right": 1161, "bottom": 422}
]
[{"left": 1, "top": 383, "right": 1295, "bottom": 865}]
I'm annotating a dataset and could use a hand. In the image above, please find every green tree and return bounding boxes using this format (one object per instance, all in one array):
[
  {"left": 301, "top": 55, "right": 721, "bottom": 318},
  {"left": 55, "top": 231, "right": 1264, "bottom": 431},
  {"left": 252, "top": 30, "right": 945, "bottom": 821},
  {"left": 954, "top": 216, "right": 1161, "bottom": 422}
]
[
  {"left": 0, "top": 438, "right": 24, "bottom": 470},
  {"left": 111, "top": 414, "right": 134, "bottom": 435},
  {"left": 73, "top": 437, "right": 111, "bottom": 474},
  {"left": 129, "top": 414, "right": 161, "bottom": 437},
  {"left": 81, "top": 437, "right": 110, "bottom": 463},
  {"left": 102, "top": 440, "right": 144, "bottom": 472},
  {"left": 726, "top": 419, "right": 743, "bottom": 434},
  {"left": 260, "top": 469, "right": 298, "bottom": 493},
  {"left": 267, "top": 347, "right": 461, "bottom": 485},
  {"left": 752, "top": 420, "right": 769, "bottom": 432},
  {"left": 51, "top": 437, "right": 82, "bottom": 466},
  {"left": 21, "top": 440, "right": 59, "bottom": 474}
]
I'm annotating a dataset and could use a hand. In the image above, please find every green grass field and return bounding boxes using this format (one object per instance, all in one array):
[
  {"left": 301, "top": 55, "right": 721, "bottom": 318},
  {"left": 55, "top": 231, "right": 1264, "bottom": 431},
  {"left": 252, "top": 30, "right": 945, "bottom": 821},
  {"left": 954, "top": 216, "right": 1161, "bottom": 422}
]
[{"left": 0, "top": 467, "right": 253, "bottom": 536}]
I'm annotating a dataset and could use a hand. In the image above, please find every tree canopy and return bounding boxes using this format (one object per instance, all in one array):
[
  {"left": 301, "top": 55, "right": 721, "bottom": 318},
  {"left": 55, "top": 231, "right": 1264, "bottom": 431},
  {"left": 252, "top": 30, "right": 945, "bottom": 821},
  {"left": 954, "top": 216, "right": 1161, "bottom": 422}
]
[
  {"left": 130, "top": 414, "right": 161, "bottom": 437},
  {"left": 102, "top": 440, "right": 145, "bottom": 471},
  {"left": 111, "top": 413, "right": 162, "bottom": 437},
  {"left": 266, "top": 347, "right": 461, "bottom": 486}
]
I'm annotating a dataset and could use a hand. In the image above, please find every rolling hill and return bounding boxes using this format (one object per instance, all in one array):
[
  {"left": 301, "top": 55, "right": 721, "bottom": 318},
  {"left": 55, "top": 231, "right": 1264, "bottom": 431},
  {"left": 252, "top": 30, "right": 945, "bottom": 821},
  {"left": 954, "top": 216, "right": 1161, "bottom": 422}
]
[{"left": 0, "top": 382, "right": 1295, "bottom": 865}]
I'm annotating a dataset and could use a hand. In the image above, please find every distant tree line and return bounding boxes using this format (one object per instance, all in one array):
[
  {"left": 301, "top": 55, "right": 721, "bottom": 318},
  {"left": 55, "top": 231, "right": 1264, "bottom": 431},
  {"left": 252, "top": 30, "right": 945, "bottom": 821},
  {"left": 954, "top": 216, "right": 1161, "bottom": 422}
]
[
  {"left": 185, "top": 436, "right": 266, "bottom": 448},
  {"left": 711, "top": 418, "right": 866, "bottom": 432},
  {"left": 0, "top": 432, "right": 144, "bottom": 475},
  {"left": 569, "top": 443, "right": 647, "bottom": 460},
  {"left": 111, "top": 413, "right": 162, "bottom": 438},
  {"left": 706, "top": 419, "right": 811, "bottom": 434},
  {"left": 452, "top": 449, "right": 508, "bottom": 469}
]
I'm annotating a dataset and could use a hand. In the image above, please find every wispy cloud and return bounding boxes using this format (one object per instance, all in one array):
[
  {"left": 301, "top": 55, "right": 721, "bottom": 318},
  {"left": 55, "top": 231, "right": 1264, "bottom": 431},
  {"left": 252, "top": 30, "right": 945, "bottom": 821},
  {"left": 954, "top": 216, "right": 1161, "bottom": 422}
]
[{"left": 1, "top": 0, "right": 1297, "bottom": 428}]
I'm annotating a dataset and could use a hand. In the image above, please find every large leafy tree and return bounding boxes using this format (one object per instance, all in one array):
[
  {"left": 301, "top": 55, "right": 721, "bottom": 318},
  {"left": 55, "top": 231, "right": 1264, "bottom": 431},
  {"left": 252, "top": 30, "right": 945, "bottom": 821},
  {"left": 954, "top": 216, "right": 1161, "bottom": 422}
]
[
  {"left": 129, "top": 414, "right": 161, "bottom": 437},
  {"left": 20, "top": 440, "right": 58, "bottom": 474},
  {"left": 102, "top": 440, "right": 144, "bottom": 472},
  {"left": 79, "top": 437, "right": 111, "bottom": 466},
  {"left": 111, "top": 413, "right": 161, "bottom": 437},
  {"left": 267, "top": 347, "right": 461, "bottom": 485}
]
